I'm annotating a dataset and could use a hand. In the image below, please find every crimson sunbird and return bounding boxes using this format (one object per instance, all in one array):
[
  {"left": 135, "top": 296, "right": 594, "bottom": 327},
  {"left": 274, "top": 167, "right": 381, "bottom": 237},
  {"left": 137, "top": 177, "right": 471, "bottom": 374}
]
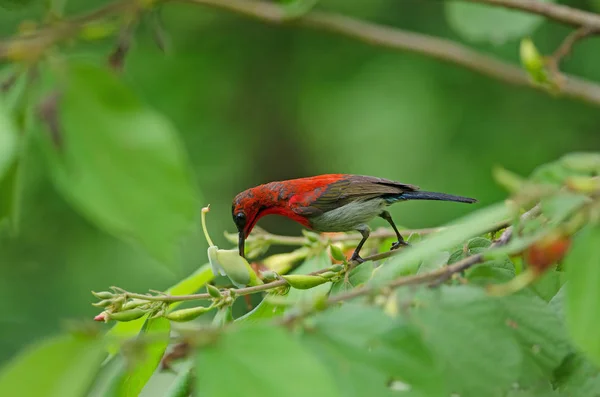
[{"left": 232, "top": 174, "right": 477, "bottom": 262}]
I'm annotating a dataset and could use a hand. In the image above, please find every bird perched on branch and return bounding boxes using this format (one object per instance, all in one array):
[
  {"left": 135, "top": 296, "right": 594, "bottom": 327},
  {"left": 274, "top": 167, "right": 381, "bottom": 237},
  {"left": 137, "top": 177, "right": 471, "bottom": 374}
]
[{"left": 232, "top": 174, "right": 477, "bottom": 262}]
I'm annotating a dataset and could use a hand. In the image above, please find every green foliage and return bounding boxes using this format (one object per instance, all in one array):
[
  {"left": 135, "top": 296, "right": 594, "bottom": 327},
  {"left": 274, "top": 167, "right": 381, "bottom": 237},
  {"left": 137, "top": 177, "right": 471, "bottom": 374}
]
[
  {"left": 1, "top": 0, "right": 600, "bottom": 395},
  {"left": 38, "top": 62, "right": 199, "bottom": 266},
  {"left": 565, "top": 223, "right": 600, "bottom": 367},
  {"left": 0, "top": 334, "right": 105, "bottom": 397},
  {"left": 445, "top": 1, "right": 551, "bottom": 43},
  {"left": 195, "top": 324, "right": 339, "bottom": 397},
  {"left": 1, "top": 153, "right": 599, "bottom": 396},
  {"left": 113, "top": 318, "right": 170, "bottom": 397}
]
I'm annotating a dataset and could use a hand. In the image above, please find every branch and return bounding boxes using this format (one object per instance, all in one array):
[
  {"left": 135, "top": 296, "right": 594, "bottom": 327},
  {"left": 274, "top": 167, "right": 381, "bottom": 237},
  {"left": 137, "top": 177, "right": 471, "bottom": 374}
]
[
  {"left": 463, "top": 0, "right": 600, "bottom": 30},
  {"left": 102, "top": 245, "right": 407, "bottom": 305},
  {"left": 546, "top": 26, "right": 599, "bottom": 77},
  {"left": 280, "top": 204, "right": 542, "bottom": 325},
  {"left": 2, "top": 0, "right": 600, "bottom": 107},
  {"left": 180, "top": 0, "right": 600, "bottom": 107}
]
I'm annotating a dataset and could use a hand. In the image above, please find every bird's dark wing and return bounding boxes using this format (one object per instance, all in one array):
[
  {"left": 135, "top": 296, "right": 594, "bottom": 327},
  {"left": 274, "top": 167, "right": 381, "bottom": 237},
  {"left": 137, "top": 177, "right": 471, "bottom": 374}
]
[{"left": 291, "top": 175, "right": 419, "bottom": 217}]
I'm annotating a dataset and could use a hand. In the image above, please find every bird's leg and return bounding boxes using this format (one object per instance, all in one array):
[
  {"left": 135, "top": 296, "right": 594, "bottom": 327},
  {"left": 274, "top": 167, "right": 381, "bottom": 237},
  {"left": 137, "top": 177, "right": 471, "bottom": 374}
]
[
  {"left": 379, "top": 210, "right": 409, "bottom": 250},
  {"left": 345, "top": 225, "right": 370, "bottom": 284},
  {"left": 349, "top": 225, "right": 370, "bottom": 264}
]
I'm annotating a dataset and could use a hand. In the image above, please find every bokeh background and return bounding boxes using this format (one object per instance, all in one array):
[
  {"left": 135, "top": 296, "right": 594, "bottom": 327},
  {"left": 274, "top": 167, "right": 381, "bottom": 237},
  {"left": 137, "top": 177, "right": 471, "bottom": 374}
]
[{"left": 1, "top": 0, "right": 599, "bottom": 366}]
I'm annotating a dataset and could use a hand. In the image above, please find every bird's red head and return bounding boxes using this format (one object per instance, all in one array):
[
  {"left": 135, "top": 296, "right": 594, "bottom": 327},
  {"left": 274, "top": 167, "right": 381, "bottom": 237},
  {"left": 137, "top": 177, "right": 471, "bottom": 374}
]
[
  {"left": 232, "top": 180, "right": 306, "bottom": 257},
  {"left": 232, "top": 187, "right": 270, "bottom": 258}
]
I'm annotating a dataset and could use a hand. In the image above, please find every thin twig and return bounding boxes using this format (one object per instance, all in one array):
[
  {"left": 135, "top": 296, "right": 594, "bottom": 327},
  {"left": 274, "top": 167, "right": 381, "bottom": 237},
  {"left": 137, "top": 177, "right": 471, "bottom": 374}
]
[
  {"left": 118, "top": 247, "right": 406, "bottom": 303},
  {"left": 1, "top": 0, "right": 600, "bottom": 106},
  {"left": 546, "top": 26, "right": 599, "bottom": 80},
  {"left": 280, "top": 204, "right": 542, "bottom": 325},
  {"left": 180, "top": 0, "right": 600, "bottom": 107},
  {"left": 428, "top": 203, "right": 540, "bottom": 286}
]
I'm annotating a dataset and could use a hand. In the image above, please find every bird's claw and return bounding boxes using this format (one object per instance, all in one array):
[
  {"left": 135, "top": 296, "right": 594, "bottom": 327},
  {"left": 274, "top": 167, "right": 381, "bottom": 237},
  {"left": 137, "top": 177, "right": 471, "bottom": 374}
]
[
  {"left": 391, "top": 240, "right": 410, "bottom": 251},
  {"left": 350, "top": 255, "right": 365, "bottom": 264}
]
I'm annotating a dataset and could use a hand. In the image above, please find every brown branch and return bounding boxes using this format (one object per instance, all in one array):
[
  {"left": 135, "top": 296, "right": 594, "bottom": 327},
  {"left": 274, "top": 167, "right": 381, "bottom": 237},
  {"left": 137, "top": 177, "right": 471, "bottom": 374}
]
[
  {"left": 546, "top": 26, "right": 599, "bottom": 79},
  {"left": 180, "top": 0, "right": 600, "bottom": 106},
  {"left": 1, "top": 0, "right": 600, "bottom": 107},
  {"left": 463, "top": 0, "right": 600, "bottom": 30},
  {"left": 112, "top": 246, "right": 407, "bottom": 304},
  {"left": 280, "top": 204, "right": 542, "bottom": 325}
]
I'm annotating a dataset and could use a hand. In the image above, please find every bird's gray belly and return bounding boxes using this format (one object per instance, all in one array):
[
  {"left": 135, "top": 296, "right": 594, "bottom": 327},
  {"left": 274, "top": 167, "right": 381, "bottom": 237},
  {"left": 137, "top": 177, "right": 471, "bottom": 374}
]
[{"left": 308, "top": 199, "right": 388, "bottom": 232}]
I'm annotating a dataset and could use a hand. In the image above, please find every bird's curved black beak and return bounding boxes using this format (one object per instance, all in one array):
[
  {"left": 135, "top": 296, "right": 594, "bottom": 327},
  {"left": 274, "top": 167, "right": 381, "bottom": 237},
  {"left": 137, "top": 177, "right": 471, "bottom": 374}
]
[{"left": 238, "top": 231, "right": 245, "bottom": 258}]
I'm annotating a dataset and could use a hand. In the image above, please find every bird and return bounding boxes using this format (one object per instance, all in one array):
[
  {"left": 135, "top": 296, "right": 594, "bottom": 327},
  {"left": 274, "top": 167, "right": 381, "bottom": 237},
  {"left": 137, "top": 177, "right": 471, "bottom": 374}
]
[{"left": 232, "top": 174, "right": 477, "bottom": 263}]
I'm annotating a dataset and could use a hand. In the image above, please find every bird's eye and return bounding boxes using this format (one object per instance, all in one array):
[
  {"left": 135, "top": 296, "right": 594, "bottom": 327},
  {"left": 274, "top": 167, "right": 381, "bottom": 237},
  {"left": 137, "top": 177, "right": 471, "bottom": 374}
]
[{"left": 235, "top": 212, "right": 246, "bottom": 226}]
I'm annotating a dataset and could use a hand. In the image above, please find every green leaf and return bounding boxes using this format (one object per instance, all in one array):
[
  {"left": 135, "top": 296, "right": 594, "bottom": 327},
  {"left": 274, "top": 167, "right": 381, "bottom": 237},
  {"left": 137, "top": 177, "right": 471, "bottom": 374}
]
[
  {"left": 565, "top": 223, "right": 600, "bottom": 367},
  {"left": 445, "top": 1, "right": 550, "bottom": 44},
  {"left": 529, "top": 269, "right": 562, "bottom": 301},
  {"left": 466, "top": 257, "right": 516, "bottom": 284},
  {"left": 0, "top": 98, "right": 18, "bottom": 183},
  {"left": 372, "top": 324, "right": 447, "bottom": 397},
  {"left": 412, "top": 286, "right": 522, "bottom": 396},
  {"left": 235, "top": 292, "right": 286, "bottom": 323},
  {"left": 302, "top": 329, "right": 394, "bottom": 397},
  {"left": 114, "top": 317, "right": 170, "bottom": 397},
  {"left": 541, "top": 192, "right": 589, "bottom": 226},
  {"left": 195, "top": 323, "right": 340, "bottom": 397},
  {"left": 164, "top": 361, "right": 193, "bottom": 397},
  {"left": 310, "top": 303, "right": 395, "bottom": 347},
  {"left": 554, "top": 353, "right": 600, "bottom": 397},
  {"left": 304, "top": 303, "right": 444, "bottom": 397},
  {"left": 0, "top": 159, "right": 21, "bottom": 232},
  {"left": 330, "top": 263, "right": 372, "bottom": 294},
  {"left": 106, "top": 263, "right": 214, "bottom": 354},
  {"left": 39, "top": 62, "right": 199, "bottom": 265},
  {"left": 417, "top": 250, "right": 449, "bottom": 274},
  {"left": 371, "top": 202, "right": 510, "bottom": 284},
  {"left": 496, "top": 293, "right": 571, "bottom": 386},
  {"left": 0, "top": 334, "right": 105, "bottom": 397}
]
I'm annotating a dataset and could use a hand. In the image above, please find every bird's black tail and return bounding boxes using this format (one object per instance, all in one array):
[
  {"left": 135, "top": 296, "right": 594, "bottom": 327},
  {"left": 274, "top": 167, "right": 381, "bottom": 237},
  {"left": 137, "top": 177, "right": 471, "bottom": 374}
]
[{"left": 386, "top": 191, "right": 477, "bottom": 204}]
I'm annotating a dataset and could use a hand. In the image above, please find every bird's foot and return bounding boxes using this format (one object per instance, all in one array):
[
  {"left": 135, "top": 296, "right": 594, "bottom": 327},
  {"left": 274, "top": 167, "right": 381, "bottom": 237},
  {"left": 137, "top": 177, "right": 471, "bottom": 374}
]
[
  {"left": 349, "top": 255, "right": 365, "bottom": 264},
  {"left": 391, "top": 240, "right": 410, "bottom": 250}
]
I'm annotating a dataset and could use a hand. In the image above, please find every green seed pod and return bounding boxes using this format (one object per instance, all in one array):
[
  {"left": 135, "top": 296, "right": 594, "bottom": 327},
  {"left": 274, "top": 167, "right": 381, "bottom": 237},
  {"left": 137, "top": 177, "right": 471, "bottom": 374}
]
[
  {"left": 165, "top": 306, "right": 210, "bottom": 322},
  {"left": 92, "top": 299, "right": 112, "bottom": 308},
  {"left": 302, "top": 230, "right": 321, "bottom": 243},
  {"left": 107, "top": 308, "right": 146, "bottom": 322},
  {"left": 260, "top": 270, "right": 278, "bottom": 283},
  {"left": 120, "top": 300, "right": 146, "bottom": 311},
  {"left": 319, "top": 271, "right": 337, "bottom": 279},
  {"left": 329, "top": 264, "right": 344, "bottom": 273},
  {"left": 92, "top": 291, "right": 114, "bottom": 300},
  {"left": 207, "top": 284, "right": 222, "bottom": 299},
  {"left": 282, "top": 274, "right": 328, "bottom": 290},
  {"left": 329, "top": 244, "right": 346, "bottom": 262}
]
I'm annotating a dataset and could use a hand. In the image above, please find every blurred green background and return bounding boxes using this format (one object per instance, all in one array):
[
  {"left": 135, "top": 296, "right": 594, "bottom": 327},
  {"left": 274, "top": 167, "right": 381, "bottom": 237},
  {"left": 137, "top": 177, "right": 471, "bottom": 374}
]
[{"left": 0, "top": 0, "right": 599, "bottom": 365}]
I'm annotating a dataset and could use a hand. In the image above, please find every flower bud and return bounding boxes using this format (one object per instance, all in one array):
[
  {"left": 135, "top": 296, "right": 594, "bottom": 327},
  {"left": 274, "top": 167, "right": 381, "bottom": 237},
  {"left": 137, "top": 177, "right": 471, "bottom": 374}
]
[
  {"left": 107, "top": 308, "right": 146, "bottom": 322},
  {"left": 260, "top": 270, "right": 279, "bottom": 283},
  {"left": 329, "top": 244, "right": 346, "bottom": 262},
  {"left": 302, "top": 230, "right": 321, "bottom": 243},
  {"left": 519, "top": 38, "right": 547, "bottom": 84},
  {"left": 329, "top": 264, "right": 344, "bottom": 273},
  {"left": 319, "top": 271, "right": 337, "bottom": 279},
  {"left": 92, "top": 299, "right": 112, "bottom": 308},
  {"left": 282, "top": 274, "right": 328, "bottom": 290},
  {"left": 165, "top": 306, "right": 210, "bottom": 322},
  {"left": 92, "top": 291, "right": 114, "bottom": 300},
  {"left": 207, "top": 284, "right": 222, "bottom": 299}
]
